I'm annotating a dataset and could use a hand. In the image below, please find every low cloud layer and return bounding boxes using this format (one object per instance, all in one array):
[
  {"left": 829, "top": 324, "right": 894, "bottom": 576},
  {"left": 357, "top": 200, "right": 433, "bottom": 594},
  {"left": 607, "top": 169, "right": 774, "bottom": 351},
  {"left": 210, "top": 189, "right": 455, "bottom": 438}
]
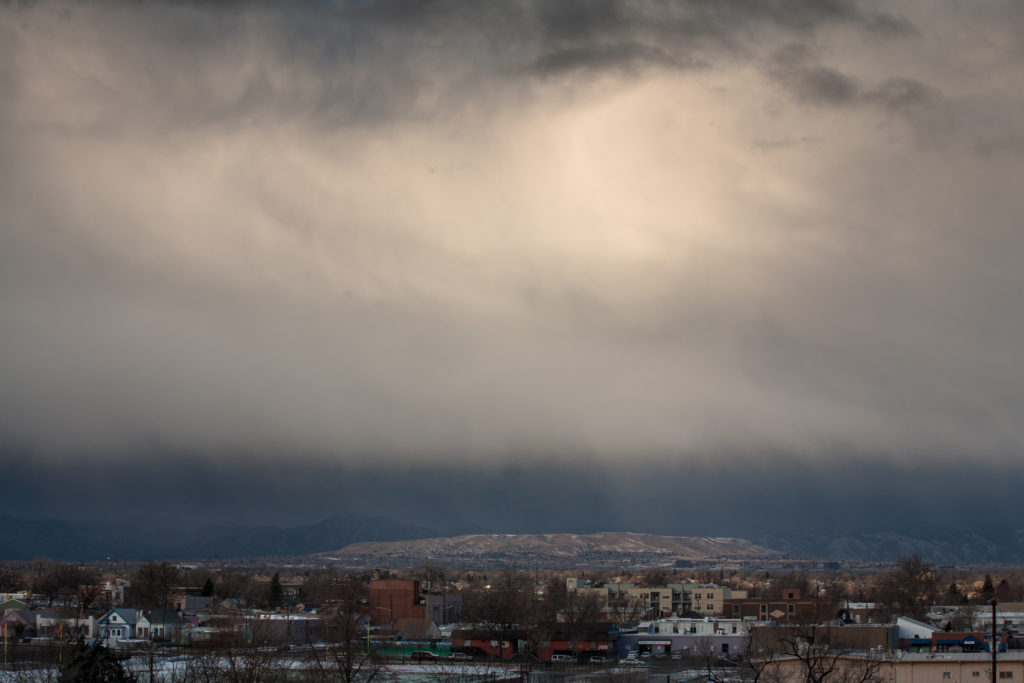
[{"left": 3, "top": 0, "right": 1024, "bottom": 492}]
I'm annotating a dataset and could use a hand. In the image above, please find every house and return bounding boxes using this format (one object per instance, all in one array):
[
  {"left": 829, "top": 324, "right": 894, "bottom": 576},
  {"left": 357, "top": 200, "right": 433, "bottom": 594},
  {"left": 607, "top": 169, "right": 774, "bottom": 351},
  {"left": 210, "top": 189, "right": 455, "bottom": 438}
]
[
  {"left": 147, "top": 608, "right": 187, "bottom": 641},
  {"left": 98, "top": 608, "right": 143, "bottom": 645},
  {"left": 33, "top": 608, "right": 60, "bottom": 637},
  {"left": 59, "top": 613, "right": 99, "bottom": 641},
  {"left": 2, "top": 610, "right": 40, "bottom": 639}
]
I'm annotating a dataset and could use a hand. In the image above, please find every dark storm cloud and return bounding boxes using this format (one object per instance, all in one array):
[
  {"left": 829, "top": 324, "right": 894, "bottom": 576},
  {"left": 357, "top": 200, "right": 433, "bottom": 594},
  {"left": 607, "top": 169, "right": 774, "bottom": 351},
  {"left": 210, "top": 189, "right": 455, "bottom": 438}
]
[
  {"left": 768, "top": 43, "right": 941, "bottom": 111},
  {"left": 3, "top": 0, "right": 1024, "bottom": 537},
  {"left": 3, "top": 446, "right": 1023, "bottom": 538},
  {"left": 523, "top": 0, "right": 917, "bottom": 76},
  {"left": 529, "top": 43, "right": 700, "bottom": 76},
  {"left": 863, "top": 78, "right": 941, "bottom": 111},
  {"left": 860, "top": 11, "right": 916, "bottom": 37},
  {"left": 778, "top": 62, "right": 862, "bottom": 105}
]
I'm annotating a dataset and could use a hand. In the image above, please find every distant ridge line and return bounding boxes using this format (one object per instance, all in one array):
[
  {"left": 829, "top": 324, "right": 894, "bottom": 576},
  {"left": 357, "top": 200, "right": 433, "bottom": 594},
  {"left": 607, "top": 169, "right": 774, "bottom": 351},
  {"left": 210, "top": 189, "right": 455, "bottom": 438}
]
[{"left": 320, "top": 531, "right": 783, "bottom": 569}]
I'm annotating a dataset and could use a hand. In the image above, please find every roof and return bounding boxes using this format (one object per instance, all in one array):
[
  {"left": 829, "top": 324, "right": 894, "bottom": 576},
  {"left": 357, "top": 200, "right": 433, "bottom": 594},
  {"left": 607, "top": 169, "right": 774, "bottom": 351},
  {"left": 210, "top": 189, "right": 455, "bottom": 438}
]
[
  {"left": 100, "top": 608, "right": 140, "bottom": 625},
  {"left": 147, "top": 608, "right": 186, "bottom": 625},
  {"left": 2, "top": 610, "right": 37, "bottom": 625},
  {"left": 898, "top": 616, "right": 939, "bottom": 632}
]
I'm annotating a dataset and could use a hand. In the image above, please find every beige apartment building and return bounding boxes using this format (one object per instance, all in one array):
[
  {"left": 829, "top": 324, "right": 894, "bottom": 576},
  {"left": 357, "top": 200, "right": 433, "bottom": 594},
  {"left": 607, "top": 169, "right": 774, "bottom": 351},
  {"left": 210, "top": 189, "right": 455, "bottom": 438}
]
[
  {"left": 689, "top": 583, "right": 747, "bottom": 616},
  {"left": 566, "top": 578, "right": 746, "bottom": 617}
]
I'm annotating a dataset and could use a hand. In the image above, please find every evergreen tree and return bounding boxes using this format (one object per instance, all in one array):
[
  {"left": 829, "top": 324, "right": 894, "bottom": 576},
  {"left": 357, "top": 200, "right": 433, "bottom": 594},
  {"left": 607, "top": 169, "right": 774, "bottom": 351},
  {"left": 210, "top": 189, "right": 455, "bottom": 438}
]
[
  {"left": 269, "top": 571, "right": 283, "bottom": 608},
  {"left": 201, "top": 578, "right": 214, "bottom": 597},
  {"left": 60, "top": 643, "right": 135, "bottom": 682},
  {"left": 983, "top": 574, "right": 995, "bottom": 597}
]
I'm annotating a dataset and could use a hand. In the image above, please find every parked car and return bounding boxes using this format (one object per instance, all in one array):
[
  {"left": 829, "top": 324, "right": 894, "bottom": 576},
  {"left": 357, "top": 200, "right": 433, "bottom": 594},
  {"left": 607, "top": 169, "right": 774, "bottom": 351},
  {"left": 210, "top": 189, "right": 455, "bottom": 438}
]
[
  {"left": 589, "top": 655, "right": 608, "bottom": 663},
  {"left": 411, "top": 651, "right": 439, "bottom": 661},
  {"left": 448, "top": 652, "right": 471, "bottom": 661},
  {"left": 551, "top": 654, "right": 573, "bottom": 662}
]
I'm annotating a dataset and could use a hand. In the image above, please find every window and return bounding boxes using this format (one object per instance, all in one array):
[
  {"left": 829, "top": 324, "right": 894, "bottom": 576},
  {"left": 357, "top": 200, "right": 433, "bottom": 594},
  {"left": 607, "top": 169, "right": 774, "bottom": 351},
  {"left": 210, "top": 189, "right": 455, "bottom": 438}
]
[
  {"left": 788, "top": 605, "right": 795, "bottom": 614},
  {"left": 707, "top": 593, "right": 714, "bottom": 599},
  {"left": 942, "top": 673, "right": 951, "bottom": 679},
  {"left": 973, "top": 673, "right": 981, "bottom": 678},
  {"left": 999, "top": 672, "right": 1013, "bottom": 680},
  {"left": 707, "top": 604, "right": 714, "bottom": 611}
]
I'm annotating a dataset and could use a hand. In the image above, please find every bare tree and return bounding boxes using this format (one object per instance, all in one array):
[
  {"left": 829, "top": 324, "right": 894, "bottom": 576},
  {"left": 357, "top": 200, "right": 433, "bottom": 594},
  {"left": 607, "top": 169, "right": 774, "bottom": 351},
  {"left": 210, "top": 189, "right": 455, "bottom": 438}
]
[
  {"left": 947, "top": 603, "right": 979, "bottom": 631},
  {"left": 607, "top": 593, "right": 645, "bottom": 625},
  {"left": 306, "top": 575, "right": 382, "bottom": 683},
  {"left": 874, "top": 555, "right": 937, "bottom": 621},
  {"left": 0, "top": 564, "right": 22, "bottom": 593},
  {"left": 762, "top": 624, "right": 882, "bottom": 683},
  {"left": 130, "top": 560, "right": 179, "bottom": 610},
  {"left": 464, "top": 568, "right": 533, "bottom": 660},
  {"left": 300, "top": 566, "right": 340, "bottom": 604},
  {"left": 179, "top": 614, "right": 284, "bottom": 683},
  {"left": 561, "top": 588, "right": 604, "bottom": 657}
]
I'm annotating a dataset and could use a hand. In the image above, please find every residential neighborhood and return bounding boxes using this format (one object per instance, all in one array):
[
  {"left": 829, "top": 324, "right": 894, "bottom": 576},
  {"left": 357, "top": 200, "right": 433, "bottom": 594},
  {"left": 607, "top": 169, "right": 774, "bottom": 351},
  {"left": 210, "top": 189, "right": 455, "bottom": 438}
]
[{"left": 1, "top": 556, "right": 1024, "bottom": 681}]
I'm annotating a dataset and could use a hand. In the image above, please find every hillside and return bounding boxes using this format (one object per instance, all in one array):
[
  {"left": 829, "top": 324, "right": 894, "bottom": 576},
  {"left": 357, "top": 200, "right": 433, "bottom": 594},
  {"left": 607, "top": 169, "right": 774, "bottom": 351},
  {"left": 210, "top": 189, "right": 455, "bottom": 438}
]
[{"left": 321, "top": 531, "right": 783, "bottom": 569}]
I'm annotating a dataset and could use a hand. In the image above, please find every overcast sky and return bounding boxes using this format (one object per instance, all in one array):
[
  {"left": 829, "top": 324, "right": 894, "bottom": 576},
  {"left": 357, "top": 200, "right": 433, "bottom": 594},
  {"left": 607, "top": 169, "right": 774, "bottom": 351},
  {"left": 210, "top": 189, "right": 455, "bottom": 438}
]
[{"left": 3, "top": 1, "right": 1024, "bottom": 532}]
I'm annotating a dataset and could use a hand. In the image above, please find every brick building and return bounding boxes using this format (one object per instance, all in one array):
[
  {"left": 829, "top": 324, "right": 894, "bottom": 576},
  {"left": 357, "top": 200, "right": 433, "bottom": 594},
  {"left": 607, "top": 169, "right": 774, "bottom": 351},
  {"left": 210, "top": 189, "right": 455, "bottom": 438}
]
[
  {"left": 368, "top": 578, "right": 425, "bottom": 624},
  {"left": 722, "top": 588, "right": 830, "bottom": 624}
]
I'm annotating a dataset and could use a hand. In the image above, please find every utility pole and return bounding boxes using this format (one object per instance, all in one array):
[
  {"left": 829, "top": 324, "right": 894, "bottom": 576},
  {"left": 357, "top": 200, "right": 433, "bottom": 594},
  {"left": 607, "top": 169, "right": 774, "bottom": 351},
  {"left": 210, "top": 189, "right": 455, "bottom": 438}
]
[{"left": 991, "top": 598, "right": 998, "bottom": 682}]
